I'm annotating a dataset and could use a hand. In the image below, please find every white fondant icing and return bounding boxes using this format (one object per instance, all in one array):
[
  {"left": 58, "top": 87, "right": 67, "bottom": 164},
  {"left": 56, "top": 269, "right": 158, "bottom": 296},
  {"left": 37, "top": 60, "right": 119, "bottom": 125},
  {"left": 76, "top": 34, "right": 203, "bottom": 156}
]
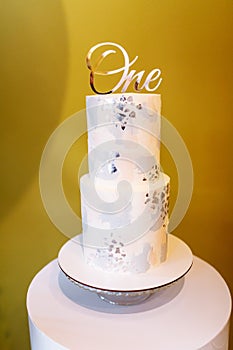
[
  {"left": 81, "top": 93, "right": 170, "bottom": 273},
  {"left": 86, "top": 93, "right": 161, "bottom": 181},
  {"left": 80, "top": 173, "right": 169, "bottom": 230}
]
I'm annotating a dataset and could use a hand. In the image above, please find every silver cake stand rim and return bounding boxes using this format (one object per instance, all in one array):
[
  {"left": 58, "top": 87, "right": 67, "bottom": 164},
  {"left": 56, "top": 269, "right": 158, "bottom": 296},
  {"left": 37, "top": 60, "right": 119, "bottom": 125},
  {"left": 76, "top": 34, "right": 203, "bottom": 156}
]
[{"left": 58, "top": 259, "right": 192, "bottom": 294}]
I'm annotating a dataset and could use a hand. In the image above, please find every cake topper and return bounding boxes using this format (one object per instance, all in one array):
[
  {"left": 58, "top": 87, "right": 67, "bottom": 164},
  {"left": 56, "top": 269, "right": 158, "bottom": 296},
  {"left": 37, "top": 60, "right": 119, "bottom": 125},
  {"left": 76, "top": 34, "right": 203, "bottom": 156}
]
[{"left": 86, "top": 42, "right": 162, "bottom": 94}]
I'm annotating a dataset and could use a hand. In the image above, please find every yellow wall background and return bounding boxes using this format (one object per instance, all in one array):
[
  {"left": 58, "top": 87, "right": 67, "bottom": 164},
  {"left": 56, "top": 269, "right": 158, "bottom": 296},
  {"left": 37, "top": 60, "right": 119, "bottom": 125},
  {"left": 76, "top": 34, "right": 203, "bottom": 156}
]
[{"left": 0, "top": 0, "right": 232, "bottom": 349}]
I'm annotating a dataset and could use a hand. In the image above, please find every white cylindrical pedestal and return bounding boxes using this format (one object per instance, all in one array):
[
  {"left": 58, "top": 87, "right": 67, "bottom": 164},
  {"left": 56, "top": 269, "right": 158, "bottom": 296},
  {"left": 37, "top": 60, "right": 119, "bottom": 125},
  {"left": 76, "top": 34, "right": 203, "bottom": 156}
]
[{"left": 27, "top": 256, "right": 231, "bottom": 350}]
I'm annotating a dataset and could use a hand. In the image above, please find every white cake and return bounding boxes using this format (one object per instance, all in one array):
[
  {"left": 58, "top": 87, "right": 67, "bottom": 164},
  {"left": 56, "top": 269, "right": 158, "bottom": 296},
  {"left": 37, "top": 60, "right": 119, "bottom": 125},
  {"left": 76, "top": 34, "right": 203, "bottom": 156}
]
[{"left": 80, "top": 93, "right": 170, "bottom": 273}]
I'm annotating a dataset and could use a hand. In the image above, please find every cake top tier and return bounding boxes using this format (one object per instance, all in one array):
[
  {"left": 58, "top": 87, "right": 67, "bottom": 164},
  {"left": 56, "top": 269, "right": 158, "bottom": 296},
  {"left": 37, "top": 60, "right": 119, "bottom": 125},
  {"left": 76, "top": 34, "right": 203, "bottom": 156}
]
[{"left": 86, "top": 93, "right": 162, "bottom": 182}]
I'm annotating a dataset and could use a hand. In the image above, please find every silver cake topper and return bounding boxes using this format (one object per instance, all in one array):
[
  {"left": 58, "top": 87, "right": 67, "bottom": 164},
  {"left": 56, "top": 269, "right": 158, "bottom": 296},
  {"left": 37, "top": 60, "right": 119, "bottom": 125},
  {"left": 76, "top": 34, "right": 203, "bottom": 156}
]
[{"left": 86, "top": 42, "right": 162, "bottom": 94}]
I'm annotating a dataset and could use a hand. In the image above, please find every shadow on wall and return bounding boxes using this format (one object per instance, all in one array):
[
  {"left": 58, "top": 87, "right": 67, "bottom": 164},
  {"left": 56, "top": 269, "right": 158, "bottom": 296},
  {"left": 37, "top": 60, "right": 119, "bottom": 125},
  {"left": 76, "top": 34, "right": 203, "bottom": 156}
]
[{"left": 0, "top": 0, "right": 68, "bottom": 220}]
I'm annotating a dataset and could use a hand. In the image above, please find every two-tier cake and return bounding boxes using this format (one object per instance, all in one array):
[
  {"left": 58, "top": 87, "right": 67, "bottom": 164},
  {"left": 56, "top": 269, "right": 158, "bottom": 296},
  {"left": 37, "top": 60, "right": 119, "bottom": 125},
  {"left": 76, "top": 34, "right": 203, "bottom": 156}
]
[{"left": 80, "top": 93, "right": 170, "bottom": 273}]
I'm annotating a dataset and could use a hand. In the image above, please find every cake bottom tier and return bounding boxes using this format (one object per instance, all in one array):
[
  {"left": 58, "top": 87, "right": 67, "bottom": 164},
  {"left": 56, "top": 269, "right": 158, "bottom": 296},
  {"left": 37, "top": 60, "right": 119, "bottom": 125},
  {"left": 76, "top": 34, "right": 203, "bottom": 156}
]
[{"left": 80, "top": 173, "right": 170, "bottom": 274}]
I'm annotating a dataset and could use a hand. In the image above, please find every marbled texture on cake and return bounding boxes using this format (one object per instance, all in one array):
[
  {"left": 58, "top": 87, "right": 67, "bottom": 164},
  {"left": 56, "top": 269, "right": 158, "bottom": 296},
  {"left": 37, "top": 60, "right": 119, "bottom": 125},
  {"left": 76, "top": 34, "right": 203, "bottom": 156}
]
[
  {"left": 86, "top": 93, "right": 161, "bottom": 181},
  {"left": 80, "top": 93, "right": 170, "bottom": 273}
]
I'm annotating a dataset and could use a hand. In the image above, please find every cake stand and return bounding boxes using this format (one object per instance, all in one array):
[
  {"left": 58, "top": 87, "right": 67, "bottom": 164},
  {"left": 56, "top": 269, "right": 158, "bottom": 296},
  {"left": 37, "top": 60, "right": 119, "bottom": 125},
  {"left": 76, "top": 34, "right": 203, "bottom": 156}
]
[{"left": 58, "top": 234, "right": 193, "bottom": 305}]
